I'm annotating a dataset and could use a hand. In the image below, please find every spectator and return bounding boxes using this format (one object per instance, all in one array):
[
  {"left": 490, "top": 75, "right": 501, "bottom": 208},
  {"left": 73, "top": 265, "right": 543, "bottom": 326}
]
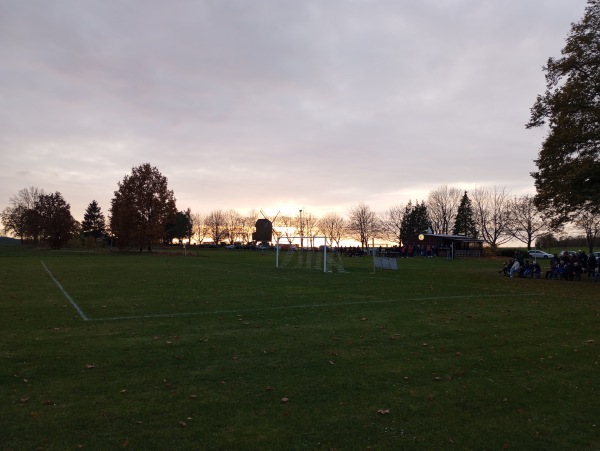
[
  {"left": 510, "top": 259, "right": 521, "bottom": 278},
  {"left": 587, "top": 255, "right": 596, "bottom": 278},
  {"left": 499, "top": 259, "right": 512, "bottom": 276}
]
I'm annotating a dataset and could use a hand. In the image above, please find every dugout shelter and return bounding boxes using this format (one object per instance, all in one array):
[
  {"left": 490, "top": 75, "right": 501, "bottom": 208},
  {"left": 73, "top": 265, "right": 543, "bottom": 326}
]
[{"left": 405, "top": 233, "right": 484, "bottom": 257}]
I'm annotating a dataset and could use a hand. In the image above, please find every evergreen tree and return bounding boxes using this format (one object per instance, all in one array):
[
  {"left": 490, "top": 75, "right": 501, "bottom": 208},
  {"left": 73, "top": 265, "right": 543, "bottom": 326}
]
[
  {"left": 165, "top": 209, "right": 193, "bottom": 245},
  {"left": 81, "top": 200, "right": 106, "bottom": 239},
  {"left": 453, "top": 191, "right": 478, "bottom": 237},
  {"left": 527, "top": 0, "right": 600, "bottom": 224},
  {"left": 400, "top": 200, "right": 431, "bottom": 240}
]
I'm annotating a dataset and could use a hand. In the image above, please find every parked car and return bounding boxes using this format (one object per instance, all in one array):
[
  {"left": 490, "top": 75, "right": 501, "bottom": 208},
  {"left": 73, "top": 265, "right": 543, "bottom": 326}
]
[{"left": 528, "top": 249, "right": 553, "bottom": 259}]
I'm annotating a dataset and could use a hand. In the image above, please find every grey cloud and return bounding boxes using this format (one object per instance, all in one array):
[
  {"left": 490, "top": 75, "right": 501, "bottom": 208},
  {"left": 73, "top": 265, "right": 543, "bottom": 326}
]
[{"left": 0, "top": 0, "right": 589, "bottom": 220}]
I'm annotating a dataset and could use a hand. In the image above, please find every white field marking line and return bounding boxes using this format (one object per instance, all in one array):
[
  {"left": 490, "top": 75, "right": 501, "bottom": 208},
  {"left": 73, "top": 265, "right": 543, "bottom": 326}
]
[
  {"left": 41, "top": 261, "right": 89, "bottom": 321},
  {"left": 89, "top": 293, "right": 536, "bottom": 322}
]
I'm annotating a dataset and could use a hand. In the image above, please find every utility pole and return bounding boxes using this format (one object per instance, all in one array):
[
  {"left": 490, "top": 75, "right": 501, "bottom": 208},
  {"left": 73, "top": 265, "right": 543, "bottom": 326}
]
[{"left": 299, "top": 209, "right": 303, "bottom": 249}]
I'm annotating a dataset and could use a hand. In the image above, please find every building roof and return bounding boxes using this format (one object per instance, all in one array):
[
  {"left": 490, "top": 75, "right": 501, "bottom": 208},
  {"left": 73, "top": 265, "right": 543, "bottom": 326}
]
[{"left": 423, "top": 233, "right": 484, "bottom": 243}]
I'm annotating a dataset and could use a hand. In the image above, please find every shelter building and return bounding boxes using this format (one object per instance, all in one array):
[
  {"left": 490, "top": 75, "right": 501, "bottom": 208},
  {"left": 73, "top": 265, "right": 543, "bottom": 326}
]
[{"left": 405, "top": 233, "right": 484, "bottom": 257}]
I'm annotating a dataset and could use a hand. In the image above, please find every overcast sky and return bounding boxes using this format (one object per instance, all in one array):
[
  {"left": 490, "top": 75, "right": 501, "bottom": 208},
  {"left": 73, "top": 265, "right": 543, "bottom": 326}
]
[{"left": 0, "top": 0, "right": 589, "bottom": 222}]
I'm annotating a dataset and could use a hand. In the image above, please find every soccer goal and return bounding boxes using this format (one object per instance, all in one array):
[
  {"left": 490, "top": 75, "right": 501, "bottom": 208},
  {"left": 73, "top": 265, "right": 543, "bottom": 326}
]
[{"left": 275, "top": 236, "right": 345, "bottom": 273}]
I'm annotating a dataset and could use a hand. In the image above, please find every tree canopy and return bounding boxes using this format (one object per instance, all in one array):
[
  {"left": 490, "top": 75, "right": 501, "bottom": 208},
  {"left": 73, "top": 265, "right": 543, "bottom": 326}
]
[
  {"left": 165, "top": 209, "right": 193, "bottom": 245},
  {"left": 34, "top": 192, "right": 77, "bottom": 249},
  {"left": 527, "top": 0, "right": 600, "bottom": 224},
  {"left": 109, "top": 163, "right": 177, "bottom": 251}
]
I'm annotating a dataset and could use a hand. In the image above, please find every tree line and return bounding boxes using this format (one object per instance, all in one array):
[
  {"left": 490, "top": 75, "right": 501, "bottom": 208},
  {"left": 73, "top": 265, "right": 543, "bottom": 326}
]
[
  {"left": 2, "top": 1, "right": 599, "bottom": 253},
  {"left": 2, "top": 163, "right": 599, "bottom": 252}
]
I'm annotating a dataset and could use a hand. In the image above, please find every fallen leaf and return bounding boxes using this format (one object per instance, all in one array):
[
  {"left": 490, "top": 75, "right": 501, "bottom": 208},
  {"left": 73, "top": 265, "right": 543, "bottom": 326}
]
[
  {"left": 188, "top": 394, "right": 197, "bottom": 399},
  {"left": 19, "top": 397, "right": 30, "bottom": 403},
  {"left": 85, "top": 364, "right": 95, "bottom": 369},
  {"left": 120, "top": 389, "right": 127, "bottom": 394},
  {"left": 281, "top": 397, "right": 289, "bottom": 404},
  {"left": 377, "top": 409, "right": 390, "bottom": 415}
]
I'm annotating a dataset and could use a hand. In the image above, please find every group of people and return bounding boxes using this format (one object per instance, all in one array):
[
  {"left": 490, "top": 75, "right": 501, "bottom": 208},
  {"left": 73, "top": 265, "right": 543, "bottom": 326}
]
[
  {"left": 500, "top": 250, "right": 600, "bottom": 281},
  {"left": 381, "top": 244, "right": 438, "bottom": 258}
]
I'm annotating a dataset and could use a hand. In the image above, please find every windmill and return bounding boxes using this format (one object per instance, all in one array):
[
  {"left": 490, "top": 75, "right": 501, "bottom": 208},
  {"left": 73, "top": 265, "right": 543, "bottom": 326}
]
[{"left": 252, "top": 209, "right": 280, "bottom": 244}]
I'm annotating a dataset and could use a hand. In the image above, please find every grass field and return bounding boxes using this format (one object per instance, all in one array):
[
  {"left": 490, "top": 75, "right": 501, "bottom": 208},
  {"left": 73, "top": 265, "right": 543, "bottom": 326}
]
[{"left": 1, "top": 246, "right": 599, "bottom": 450}]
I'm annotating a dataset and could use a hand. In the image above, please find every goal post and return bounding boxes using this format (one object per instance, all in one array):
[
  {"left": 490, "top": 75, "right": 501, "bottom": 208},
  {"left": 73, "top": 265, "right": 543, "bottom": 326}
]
[{"left": 275, "top": 236, "right": 344, "bottom": 273}]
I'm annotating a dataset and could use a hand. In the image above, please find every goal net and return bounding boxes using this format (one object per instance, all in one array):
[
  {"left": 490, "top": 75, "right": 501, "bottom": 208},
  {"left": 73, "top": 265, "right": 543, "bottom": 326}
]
[{"left": 275, "top": 236, "right": 345, "bottom": 273}]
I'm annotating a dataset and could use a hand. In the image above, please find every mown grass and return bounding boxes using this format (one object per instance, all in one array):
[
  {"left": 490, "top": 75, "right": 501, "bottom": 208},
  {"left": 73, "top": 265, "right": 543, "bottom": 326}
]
[{"left": 1, "top": 246, "right": 599, "bottom": 450}]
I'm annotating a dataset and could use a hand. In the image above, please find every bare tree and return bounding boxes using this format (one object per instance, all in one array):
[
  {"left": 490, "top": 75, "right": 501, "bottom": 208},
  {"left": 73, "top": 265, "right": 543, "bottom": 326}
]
[
  {"left": 294, "top": 210, "right": 318, "bottom": 248},
  {"left": 191, "top": 212, "right": 209, "bottom": 244},
  {"left": 224, "top": 209, "right": 243, "bottom": 244},
  {"left": 508, "top": 194, "right": 549, "bottom": 250},
  {"left": 205, "top": 209, "right": 227, "bottom": 245},
  {"left": 471, "top": 186, "right": 512, "bottom": 250},
  {"left": 573, "top": 210, "right": 600, "bottom": 254},
  {"left": 1, "top": 186, "right": 44, "bottom": 243},
  {"left": 263, "top": 212, "right": 285, "bottom": 241},
  {"left": 297, "top": 210, "right": 319, "bottom": 237},
  {"left": 318, "top": 212, "right": 346, "bottom": 247},
  {"left": 278, "top": 215, "right": 295, "bottom": 244},
  {"left": 347, "top": 202, "right": 380, "bottom": 249},
  {"left": 427, "top": 185, "right": 462, "bottom": 234},
  {"left": 240, "top": 209, "right": 259, "bottom": 244},
  {"left": 381, "top": 205, "right": 404, "bottom": 246}
]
